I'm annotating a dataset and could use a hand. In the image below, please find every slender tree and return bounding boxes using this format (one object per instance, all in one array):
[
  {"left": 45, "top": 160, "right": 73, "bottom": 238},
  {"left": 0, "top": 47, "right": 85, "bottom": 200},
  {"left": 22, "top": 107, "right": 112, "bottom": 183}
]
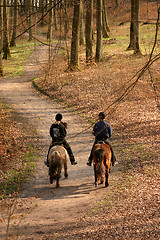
[
  {"left": 64, "top": 0, "right": 68, "bottom": 36},
  {"left": 133, "top": 0, "right": 141, "bottom": 54},
  {"left": 127, "top": 0, "right": 141, "bottom": 54},
  {"left": 0, "top": 0, "right": 3, "bottom": 75},
  {"left": 53, "top": 2, "right": 58, "bottom": 30},
  {"left": 95, "top": 0, "right": 102, "bottom": 62},
  {"left": 85, "top": 0, "right": 93, "bottom": 63},
  {"left": 102, "top": 0, "right": 110, "bottom": 38},
  {"left": 40, "top": 0, "right": 45, "bottom": 25},
  {"left": 70, "top": 0, "right": 81, "bottom": 69},
  {"left": 127, "top": 0, "right": 135, "bottom": 50},
  {"left": 47, "top": 0, "right": 53, "bottom": 40},
  {"left": 3, "top": 0, "right": 11, "bottom": 59},
  {"left": 80, "top": 1, "right": 84, "bottom": 45},
  {"left": 28, "top": 0, "right": 32, "bottom": 41},
  {"left": 10, "top": 0, "right": 18, "bottom": 46}
]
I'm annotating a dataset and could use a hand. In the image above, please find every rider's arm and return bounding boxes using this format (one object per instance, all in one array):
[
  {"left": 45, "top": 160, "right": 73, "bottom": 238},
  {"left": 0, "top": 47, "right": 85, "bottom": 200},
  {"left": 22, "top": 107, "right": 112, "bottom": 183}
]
[
  {"left": 92, "top": 123, "right": 97, "bottom": 136},
  {"left": 107, "top": 123, "right": 112, "bottom": 138},
  {"left": 50, "top": 124, "right": 54, "bottom": 138},
  {"left": 59, "top": 123, "right": 67, "bottom": 140}
]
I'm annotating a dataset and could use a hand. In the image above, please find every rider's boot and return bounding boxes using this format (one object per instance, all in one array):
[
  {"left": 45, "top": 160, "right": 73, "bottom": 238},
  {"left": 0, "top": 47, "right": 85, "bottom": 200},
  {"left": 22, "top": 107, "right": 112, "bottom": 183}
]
[
  {"left": 70, "top": 156, "right": 77, "bottom": 165},
  {"left": 87, "top": 157, "right": 92, "bottom": 166}
]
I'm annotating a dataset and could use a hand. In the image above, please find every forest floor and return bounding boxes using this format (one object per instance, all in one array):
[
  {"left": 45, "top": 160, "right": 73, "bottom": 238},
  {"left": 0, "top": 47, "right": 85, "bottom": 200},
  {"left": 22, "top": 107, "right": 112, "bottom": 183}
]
[
  {"left": 0, "top": 2, "right": 160, "bottom": 239},
  {"left": 0, "top": 42, "right": 159, "bottom": 239}
]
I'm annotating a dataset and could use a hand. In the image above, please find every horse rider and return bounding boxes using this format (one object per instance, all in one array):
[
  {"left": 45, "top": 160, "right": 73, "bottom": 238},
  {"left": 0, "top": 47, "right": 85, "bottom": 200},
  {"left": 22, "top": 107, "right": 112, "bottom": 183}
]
[
  {"left": 87, "top": 112, "right": 117, "bottom": 167},
  {"left": 44, "top": 113, "right": 77, "bottom": 167}
]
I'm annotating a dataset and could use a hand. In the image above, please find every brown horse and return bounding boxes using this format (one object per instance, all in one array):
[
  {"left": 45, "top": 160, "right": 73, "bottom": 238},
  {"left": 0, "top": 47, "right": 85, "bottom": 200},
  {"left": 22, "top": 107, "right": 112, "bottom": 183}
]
[
  {"left": 48, "top": 145, "right": 69, "bottom": 188},
  {"left": 92, "top": 142, "right": 111, "bottom": 187}
]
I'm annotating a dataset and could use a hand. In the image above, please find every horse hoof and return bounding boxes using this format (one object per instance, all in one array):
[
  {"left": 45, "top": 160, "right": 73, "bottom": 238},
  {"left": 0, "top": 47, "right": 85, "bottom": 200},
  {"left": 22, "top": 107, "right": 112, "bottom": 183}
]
[
  {"left": 65, "top": 174, "right": 68, "bottom": 178},
  {"left": 105, "top": 183, "right": 109, "bottom": 187},
  {"left": 95, "top": 183, "right": 98, "bottom": 187}
]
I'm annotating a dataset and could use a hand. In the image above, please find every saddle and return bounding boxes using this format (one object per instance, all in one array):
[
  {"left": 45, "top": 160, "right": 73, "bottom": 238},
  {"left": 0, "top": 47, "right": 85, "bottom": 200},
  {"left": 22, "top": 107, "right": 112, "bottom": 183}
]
[{"left": 97, "top": 140, "right": 109, "bottom": 145}]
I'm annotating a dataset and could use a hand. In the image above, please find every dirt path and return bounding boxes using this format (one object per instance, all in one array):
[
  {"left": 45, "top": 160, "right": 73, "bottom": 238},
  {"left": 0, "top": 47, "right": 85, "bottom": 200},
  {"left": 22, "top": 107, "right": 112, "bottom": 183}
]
[{"left": 0, "top": 45, "right": 118, "bottom": 239}]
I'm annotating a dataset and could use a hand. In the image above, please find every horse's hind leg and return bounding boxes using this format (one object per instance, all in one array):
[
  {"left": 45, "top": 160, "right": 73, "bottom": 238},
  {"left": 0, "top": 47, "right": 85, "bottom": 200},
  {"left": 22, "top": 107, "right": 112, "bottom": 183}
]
[
  {"left": 100, "top": 176, "right": 104, "bottom": 185},
  {"left": 64, "top": 161, "right": 68, "bottom": 178},
  {"left": 50, "top": 176, "right": 53, "bottom": 184},
  {"left": 56, "top": 178, "right": 60, "bottom": 188},
  {"left": 105, "top": 166, "right": 110, "bottom": 187},
  {"left": 105, "top": 174, "right": 109, "bottom": 187},
  {"left": 100, "top": 168, "right": 104, "bottom": 184},
  {"left": 94, "top": 165, "right": 98, "bottom": 186},
  {"left": 105, "top": 171, "right": 109, "bottom": 187}
]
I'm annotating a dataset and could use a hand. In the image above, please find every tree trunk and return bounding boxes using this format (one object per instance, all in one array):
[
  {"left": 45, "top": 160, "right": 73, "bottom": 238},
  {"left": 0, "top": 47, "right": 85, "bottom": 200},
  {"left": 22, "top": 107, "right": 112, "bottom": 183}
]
[
  {"left": 10, "top": 0, "right": 18, "bottom": 46},
  {"left": 3, "top": 0, "right": 11, "bottom": 59},
  {"left": 64, "top": 0, "right": 68, "bottom": 36},
  {"left": 53, "top": 3, "right": 58, "bottom": 30},
  {"left": 40, "top": 0, "right": 45, "bottom": 25},
  {"left": 70, "top": 0, "right": 81, "bottom": 69},
  {"left": 28, "top": 0, "right": 32, "bottom": 41},
  {"left": 85, "top": 0, "right": 93, "bottom": 63},
  {"left": 0, "top": 0, "right": 3, "bottom": 75},
  {"left": 47, "top": 0, "right": 53, "bottom": 40},
  {"left": 127, "top": 0, "right": 141, "bottom": 54},
  {"left": 80, "top": 1, "right": 84, "bottom": 45},
  {"left": 102, "top": 0, "right": 110, "bottom": 38},
  {"left": 133, "top": 0, "right": 141, "bottom": 54},
  {"left": 127, "top": 0, "right": 135, "bottom": 50},
  {"left": 95, "top": 0, "right": 102, "bottom": 63}
]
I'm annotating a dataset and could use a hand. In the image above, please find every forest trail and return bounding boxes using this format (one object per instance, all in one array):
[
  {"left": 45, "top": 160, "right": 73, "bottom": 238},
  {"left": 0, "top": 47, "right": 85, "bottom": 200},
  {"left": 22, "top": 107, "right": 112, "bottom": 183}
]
[{"left": 0, "top": 45, "right": 119, "bottom": 239}]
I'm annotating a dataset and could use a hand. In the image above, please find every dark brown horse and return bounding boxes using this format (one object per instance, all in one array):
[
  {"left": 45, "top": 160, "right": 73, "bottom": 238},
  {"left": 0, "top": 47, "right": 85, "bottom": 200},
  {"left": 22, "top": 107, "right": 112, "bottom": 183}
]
[
  {"left": 92, "top": 142, "right": 111, "bottom": 187},
  {"left": 48, "top": 145, "right": 69, "bottom": 188}
]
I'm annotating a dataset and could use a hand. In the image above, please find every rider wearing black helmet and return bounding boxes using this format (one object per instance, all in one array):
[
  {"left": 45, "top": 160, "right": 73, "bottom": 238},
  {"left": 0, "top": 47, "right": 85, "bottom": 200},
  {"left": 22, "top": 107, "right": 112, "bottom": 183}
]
[
  {"left": 87, "top": 112, "right": 116, "bottom": 166},
  {"left": 44, "top": 113, "right": 77, "bottom": 167}
]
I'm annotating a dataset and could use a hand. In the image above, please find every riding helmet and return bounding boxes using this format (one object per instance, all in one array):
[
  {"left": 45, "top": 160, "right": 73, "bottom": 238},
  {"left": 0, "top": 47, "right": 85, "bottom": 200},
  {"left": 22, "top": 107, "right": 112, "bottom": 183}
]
[
  {"left": 98, "top": 112, "right": 105, "bottom": 119},
  {"left": 55, "top": 113, "right": 62, "bottom": 121}
]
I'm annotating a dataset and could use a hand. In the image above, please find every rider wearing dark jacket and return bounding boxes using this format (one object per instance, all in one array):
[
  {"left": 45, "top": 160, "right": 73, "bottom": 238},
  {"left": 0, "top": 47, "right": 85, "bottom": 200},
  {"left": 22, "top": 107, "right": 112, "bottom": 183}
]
[
  {"left": 87, "top": 112, "right": 116, "bottom": 166},
  {"left": 44, "top": 113, "right": 77, "bottom": 167}
]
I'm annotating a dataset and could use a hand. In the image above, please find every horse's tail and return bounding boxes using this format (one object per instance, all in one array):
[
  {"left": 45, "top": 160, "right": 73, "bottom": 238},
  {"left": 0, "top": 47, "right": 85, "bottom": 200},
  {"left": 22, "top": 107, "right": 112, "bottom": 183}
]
[
  {"left": 94, "top": 149, "right": 105, "bottom": 177},
  {"left": 49, "top": 151, "right": 62, "bottom": 179},
  {"left": 95, "top": 149, "right": 105, "bottom": 163}
]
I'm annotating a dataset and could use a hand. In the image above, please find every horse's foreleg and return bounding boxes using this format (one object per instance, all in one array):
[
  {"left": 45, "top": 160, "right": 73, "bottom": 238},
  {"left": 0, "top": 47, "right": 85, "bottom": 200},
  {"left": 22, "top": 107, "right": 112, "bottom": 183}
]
[{"left": 64, "top": 161, "right": 68, "bottom": 178}]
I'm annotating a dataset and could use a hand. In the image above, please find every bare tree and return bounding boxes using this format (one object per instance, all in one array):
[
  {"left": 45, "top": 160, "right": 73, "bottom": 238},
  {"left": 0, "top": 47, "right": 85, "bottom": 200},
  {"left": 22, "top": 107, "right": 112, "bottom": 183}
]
[
  {"left": 47, "top": 0, "right": 53, "bottom": 40},
  {"left": 0, "top": 0, "right": 3, "bottom": 75},
  {"left": 127, "top": 0, "right": 141, "bottom": 54},
  {"left": 102, "top": 0, "right": 110, "bottom": 38},
  {"left": 80, "top": 0, "right": 84, "bottom": 45},
  {"left": 70, "top": 0, "right": 82, "bottom": 69},
  {"left": 28, "top": 0, "right": 32, "bottom": 41},
  {"left": 133, "top": 0, "right": 141, "bottom": 54},
  {"left": 10, "top": 0, "right": 18, "bottom": 46},
  {"left": 3, "top": 0, "right": 11, "bottom": 59},
  {"left": 95, "top": 0, "right": 102, "bottom": 62},
  {"left": 85, "top": 0, "right": 93, "bottom": 63}
]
